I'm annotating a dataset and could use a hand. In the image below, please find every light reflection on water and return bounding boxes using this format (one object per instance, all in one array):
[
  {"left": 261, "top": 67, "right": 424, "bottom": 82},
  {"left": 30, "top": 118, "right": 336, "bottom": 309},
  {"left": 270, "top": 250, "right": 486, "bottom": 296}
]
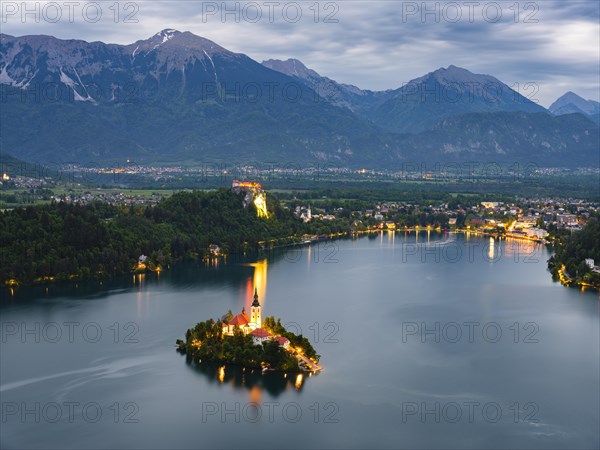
[{"left": 0, "top": 233, "right": 598, "bottom": 449}]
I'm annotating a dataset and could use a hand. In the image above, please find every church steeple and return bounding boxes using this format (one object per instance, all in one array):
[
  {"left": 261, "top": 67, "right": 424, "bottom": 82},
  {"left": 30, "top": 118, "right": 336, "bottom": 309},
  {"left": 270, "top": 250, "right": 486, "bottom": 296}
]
[{"left": 250, "top": 288, "right": 261, "bottom": 328}]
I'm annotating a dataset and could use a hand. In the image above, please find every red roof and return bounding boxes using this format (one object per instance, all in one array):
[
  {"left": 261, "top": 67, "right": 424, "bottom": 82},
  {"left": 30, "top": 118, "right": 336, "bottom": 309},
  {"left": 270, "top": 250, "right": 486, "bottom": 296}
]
[
  {"left": 250, "top": 328, "right": 271, "bottom": 338},
  {"left": 229, "top": 314, "right": 249, "bottom": 326},
  {"left": 273, "top": 336, "right": 289, "bottom": 346}
]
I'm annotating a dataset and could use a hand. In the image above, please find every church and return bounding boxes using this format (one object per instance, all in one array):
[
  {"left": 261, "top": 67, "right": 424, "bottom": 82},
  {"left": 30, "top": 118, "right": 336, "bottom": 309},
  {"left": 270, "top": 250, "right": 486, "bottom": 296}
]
[
  {"left": 222, "top": 288, "right": 263, "bottom": 336},
  {"left": 221, "top": 289, "right": 290, "bottom": 347}
]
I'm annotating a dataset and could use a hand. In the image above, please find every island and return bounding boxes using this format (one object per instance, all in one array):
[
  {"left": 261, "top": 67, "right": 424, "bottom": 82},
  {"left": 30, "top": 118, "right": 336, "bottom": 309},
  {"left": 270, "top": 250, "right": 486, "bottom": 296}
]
[{"left": 176, "top": 289, "right": 322, "bottom": 373}]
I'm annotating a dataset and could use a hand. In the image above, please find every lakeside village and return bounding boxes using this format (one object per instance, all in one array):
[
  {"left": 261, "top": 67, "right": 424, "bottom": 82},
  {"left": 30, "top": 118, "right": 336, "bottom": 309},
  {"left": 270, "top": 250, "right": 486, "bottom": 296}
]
[
  {"left": 294, "top": 199, "right": 594, "bottom": 238},
  {"left": 177, "top": 289, "right": 322, "bottom": 375}
]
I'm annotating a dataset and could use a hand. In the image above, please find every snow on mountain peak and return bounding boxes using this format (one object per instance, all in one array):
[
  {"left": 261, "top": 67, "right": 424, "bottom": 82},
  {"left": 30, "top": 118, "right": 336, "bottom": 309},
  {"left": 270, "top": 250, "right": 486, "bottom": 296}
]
[{"left": 155, "top": 29, "right": 178, "bottom": 42}]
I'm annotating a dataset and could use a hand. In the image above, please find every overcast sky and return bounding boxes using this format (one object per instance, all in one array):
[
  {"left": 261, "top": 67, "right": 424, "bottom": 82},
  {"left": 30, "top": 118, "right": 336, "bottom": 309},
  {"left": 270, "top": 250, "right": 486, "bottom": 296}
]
[{"left": 2, "top": 1, "right": 599, "bottom": 107}]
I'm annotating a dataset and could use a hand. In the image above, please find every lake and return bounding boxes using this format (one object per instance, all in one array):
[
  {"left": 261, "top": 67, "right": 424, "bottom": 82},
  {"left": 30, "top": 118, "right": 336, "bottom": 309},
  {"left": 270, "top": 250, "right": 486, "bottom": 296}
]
[{"left": 1, "top": 232, "right": 598, "bottom": 449}]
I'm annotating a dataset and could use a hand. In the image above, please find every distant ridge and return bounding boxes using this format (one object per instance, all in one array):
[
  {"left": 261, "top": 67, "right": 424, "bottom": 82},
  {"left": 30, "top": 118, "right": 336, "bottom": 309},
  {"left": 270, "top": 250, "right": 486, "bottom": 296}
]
[
  {"left": 1, "top": 31, "right": 598, "bottom": 167},
  {"left": 549, "top": 91, "right": 600, "bottom": 121}
]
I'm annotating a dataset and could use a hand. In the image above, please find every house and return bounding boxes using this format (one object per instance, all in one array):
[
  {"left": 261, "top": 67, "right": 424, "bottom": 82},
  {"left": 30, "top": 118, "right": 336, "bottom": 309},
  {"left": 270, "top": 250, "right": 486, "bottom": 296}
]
[
  {"left": 557, "top": 214, "right": 577, "bottom": 226},
  {"left": 273, "top": 336, "right": 290, "bottom": 348},
  {"left": 525, "top": 228, "right": 549, "bottom": 239},
  {"left": 250, "top": 328, "right": 271, "bottom": 345}
]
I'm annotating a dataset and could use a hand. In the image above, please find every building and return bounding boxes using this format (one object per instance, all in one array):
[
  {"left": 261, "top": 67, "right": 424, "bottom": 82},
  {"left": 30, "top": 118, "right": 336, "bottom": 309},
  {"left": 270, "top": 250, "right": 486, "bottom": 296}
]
[
  {"left": 300, "top": 205, "right": 312, "bottom": 222},
  {"left": 220, "top": 289, "right": 292, "bottom": 349},
  {"left": 222, "top": 309, "right": 251, "bottom": 336},
  {"left": 250, "top": 328, "right": 271, "bottom": 345},
  {"left": 222, "top": 289, "right": 263, "bottom": 336},
  {"left": 250, "top": 288, "right": 261, "bottom": 328},
  {"left": 525, "top": 228, "right": 549, "bottom": 239},
  {"left": 481, "top": 202, "right": 499, "bottom": 209},
  {"left": 557, "top": 214, "right": 577, "bottom": 226},
  {"left": 231, "top": 180, "right": 268, "bottom": 218},
  {"left": 273, "top": 336, "right": 290, "bottom": 348}
]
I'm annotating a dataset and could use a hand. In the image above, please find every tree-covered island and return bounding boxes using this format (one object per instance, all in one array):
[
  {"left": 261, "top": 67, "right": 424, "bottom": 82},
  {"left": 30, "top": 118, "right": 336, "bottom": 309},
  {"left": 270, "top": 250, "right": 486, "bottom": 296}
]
[{"left": 177, "top": 290, "right": 321, "bottom": 373}]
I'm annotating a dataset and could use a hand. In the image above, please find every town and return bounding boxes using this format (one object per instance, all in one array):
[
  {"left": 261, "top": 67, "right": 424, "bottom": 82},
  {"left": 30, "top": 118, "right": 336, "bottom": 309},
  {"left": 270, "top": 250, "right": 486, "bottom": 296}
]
[{"left": 291, "top": 197, "right": 598, "bottom": 237}]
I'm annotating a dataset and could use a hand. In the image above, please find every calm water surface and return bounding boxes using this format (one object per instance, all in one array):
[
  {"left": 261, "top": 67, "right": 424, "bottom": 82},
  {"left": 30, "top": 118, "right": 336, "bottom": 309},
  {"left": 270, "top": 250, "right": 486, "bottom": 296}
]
[{"left": 1, "top": 232, "right": 598, "bottom": 449}]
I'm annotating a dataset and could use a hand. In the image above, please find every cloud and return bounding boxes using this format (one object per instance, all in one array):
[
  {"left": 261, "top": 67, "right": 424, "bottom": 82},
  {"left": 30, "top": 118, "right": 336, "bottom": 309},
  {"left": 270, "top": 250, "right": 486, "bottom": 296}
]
[{"left": 1, "top": 0, "right": 598, "bottom": 106}]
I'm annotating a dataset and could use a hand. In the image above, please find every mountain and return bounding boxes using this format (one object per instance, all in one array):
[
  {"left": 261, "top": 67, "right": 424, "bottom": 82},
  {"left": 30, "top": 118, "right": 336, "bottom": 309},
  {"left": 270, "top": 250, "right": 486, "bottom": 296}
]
[
  {"left": 0, "top": 30, "right": 402, "bottom": 165},
  {"left": 549, "top": 92, "right": 600, "bottom": 123},
  {"left": 370, "top": 65, "right": 549, "bottom": 133},
  {"left": 1, "top": 31, "right": 598, "bottom": 168},
  {"left": 263, "top": 61, "right": 552, "bottom": 134},
  {"left": 397, "top": 111, "right": 599, "bottom": 165},
  {"left": 261, "top": 58, "right": 393, "bottom": 116}
]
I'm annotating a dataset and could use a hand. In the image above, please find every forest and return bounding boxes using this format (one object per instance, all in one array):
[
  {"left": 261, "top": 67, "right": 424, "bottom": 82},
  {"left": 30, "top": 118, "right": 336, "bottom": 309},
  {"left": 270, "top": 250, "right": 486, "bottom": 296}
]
[
  {"left": 0, "top": 189, "right": 321, "bottom": 284},
  {"left": 548, "top": 219, "right": 600, "bottom": 287}
]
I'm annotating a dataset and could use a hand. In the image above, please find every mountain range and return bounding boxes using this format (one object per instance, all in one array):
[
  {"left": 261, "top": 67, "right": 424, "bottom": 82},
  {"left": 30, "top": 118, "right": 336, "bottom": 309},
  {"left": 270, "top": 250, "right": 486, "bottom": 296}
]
[
  {"left": 263, "top": 59, "right": 550, "bottom": 133},
  {"left": 1, "top": 29, "right": 598, "bottom": 167}
]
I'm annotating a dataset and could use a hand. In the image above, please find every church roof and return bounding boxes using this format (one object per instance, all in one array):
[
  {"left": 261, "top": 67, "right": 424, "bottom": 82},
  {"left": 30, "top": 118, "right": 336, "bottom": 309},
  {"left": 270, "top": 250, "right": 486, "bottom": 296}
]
[
  {"left": 251, "top": 288, "right": 260, "bottom": 307},
  {"left": 250, "top": 328, "right": 271, "bottom": 338},
  {"left": 229, "top": 313, "right": 249, "bottom": 326}
]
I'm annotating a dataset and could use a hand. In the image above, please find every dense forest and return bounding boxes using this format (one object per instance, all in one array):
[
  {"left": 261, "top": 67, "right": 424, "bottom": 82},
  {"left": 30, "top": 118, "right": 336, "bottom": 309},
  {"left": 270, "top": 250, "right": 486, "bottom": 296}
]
[
  {"left": 0, "top": 189, "right": 348, "bottom": 284},
  {"left": 548, "top": 219, "right": 600, "bottom": 287}
]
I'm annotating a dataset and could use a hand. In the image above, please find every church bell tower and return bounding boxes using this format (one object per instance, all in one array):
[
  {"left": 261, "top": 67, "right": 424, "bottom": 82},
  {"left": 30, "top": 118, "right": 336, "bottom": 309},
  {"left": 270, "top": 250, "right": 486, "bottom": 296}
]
[{"left": 250, "top": 288, "right": 261, "bottom": 328}]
